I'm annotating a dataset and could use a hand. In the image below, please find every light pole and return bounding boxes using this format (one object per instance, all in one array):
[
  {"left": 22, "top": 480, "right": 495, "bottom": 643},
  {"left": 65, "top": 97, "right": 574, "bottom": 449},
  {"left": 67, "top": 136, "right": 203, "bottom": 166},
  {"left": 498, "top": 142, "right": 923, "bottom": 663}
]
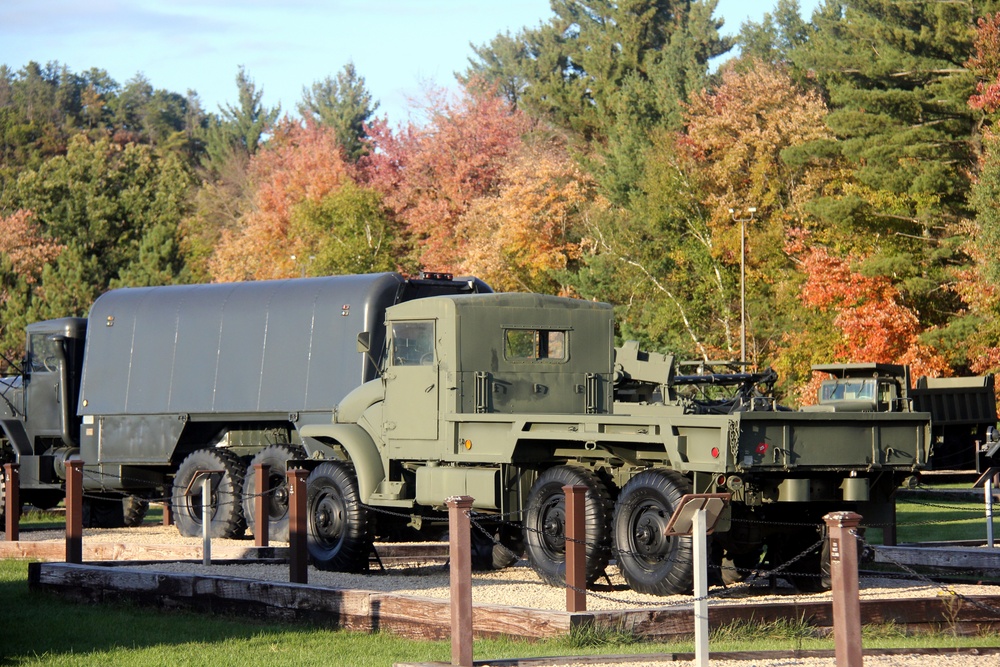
[{"left": 728, "top": 207, "right": 756, "bottom": 365}]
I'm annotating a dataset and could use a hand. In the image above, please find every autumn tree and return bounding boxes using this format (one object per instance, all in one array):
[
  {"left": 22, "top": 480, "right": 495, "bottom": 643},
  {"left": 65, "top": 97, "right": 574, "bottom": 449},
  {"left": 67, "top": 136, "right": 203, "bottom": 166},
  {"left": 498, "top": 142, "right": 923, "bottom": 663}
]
[
  {"left": 360, "top": 83, "right": 532, "bottom": 271},
  {"left": 0, "top": 210, "right": 64, "bottom": 363},
  {"left": 209, "top": 119, "right": 360, "bottom": 282},
  {"left": 456, "top": 138, "right": 595, "bottom": 293}
]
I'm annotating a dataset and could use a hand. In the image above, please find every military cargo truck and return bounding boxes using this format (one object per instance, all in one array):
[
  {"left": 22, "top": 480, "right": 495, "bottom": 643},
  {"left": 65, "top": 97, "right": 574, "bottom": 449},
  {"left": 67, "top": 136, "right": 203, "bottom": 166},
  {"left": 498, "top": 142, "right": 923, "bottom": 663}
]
[
  {"left": 0, "top": 272, "right": 489, "bottom": 536},
  {"left": 299, "top": 292, "right": 937, "bottom": 594}
]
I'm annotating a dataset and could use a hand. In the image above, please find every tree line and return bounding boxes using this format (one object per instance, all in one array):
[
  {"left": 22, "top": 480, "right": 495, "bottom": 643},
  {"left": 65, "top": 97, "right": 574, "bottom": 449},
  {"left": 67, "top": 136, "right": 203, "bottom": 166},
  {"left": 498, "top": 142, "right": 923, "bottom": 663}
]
[{"left": 3, "top": 0, "right": 1000, "bottom": 404}]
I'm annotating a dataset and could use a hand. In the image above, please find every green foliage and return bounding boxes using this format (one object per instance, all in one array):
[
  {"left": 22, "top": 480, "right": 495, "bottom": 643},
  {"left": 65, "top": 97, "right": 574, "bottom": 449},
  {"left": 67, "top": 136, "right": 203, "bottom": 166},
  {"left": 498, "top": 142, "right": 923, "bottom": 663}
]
[
  {"left": 204, "top": 66, "right": 280, "bottom": 171},
  {"left": 289, "top": 182, "right": 408, "bottom": 276},
  {"left": 298, "top": 62, "right": 379, "bottom": 162}
]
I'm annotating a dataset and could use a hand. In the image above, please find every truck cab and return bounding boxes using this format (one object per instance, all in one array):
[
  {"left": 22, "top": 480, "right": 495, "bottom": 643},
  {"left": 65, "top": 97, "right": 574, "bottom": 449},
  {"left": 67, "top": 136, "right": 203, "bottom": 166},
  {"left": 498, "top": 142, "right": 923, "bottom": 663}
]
[{"left": 809, "top": 363, "right": 911, "bottom": 413}]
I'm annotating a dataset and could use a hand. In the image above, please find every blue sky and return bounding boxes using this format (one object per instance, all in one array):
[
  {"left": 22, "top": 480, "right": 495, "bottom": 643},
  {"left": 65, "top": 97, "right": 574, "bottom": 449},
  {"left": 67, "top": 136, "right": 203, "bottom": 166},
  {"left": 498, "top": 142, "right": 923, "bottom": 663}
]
[{"left": 0, "top": 0, "right": 821, "bottom": 127}]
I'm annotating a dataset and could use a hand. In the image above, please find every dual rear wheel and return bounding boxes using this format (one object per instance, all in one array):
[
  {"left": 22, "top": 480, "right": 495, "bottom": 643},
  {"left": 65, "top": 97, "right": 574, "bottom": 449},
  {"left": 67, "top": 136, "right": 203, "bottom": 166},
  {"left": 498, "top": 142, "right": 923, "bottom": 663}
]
[{"left": 522, "top": 465, "right": 695, "bottom": 596}]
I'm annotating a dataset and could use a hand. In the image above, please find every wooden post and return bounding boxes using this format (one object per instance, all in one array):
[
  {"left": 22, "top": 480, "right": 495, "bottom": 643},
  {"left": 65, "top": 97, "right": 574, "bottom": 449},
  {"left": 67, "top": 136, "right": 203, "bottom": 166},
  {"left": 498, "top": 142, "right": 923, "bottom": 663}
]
[
  {"left": 563, "top": 484, "right": 587, "bottom": 613},
  {"left": 4, "top": 462, "right": 19, "bottom": 541},
  {"left": 288, "top": 468, "right": 308, "bottom": 584},
  {"left": 162, "top": 498, "right": 173, "bottom": 526},
  {"left": 254, "top": 463, "right": 270, "bottom": 547},
  {"left": 446, "top": 495, "right": 474, "bottom": 667},
  {"left": 824, "top": 511, "right": 863, "bottom": 667},
  {"left": 65, "top": 460, "right": 83, "bottom": 564}
]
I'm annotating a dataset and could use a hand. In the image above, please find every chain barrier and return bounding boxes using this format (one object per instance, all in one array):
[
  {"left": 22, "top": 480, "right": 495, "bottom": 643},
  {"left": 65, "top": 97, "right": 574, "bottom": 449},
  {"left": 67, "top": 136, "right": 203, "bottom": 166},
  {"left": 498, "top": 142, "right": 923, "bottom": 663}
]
[{"left": 858, "top": 534, "right": 1000, "bottom": 620}]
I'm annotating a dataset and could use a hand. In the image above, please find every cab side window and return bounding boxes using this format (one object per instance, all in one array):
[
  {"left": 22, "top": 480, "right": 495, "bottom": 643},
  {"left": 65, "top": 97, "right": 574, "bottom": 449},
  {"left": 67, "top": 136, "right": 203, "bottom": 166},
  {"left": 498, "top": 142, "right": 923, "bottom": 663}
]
[
  {"left": 28, "top": 333, "right": 60, "bottom": 373},
  {"left": 391, "top": 321, "right": 435, "bottom": 366},
  {"left": 504, "top": 329, "right": 567, "bottom": 362}
]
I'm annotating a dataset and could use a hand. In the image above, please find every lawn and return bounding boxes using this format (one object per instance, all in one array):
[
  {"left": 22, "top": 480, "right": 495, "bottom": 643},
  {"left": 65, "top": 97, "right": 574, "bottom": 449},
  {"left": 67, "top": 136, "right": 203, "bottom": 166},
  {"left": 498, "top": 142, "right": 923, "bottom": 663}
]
[{"left": 2, "top": 558, "right": 999, "bottom": 666}]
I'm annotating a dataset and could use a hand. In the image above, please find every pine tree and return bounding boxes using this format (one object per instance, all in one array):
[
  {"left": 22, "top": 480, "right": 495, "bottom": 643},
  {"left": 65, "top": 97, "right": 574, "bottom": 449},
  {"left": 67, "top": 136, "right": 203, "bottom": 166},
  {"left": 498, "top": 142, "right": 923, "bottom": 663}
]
[
  {"left": 298, "top": 62, "right": 379, "bottom": 162},
  {"left": 204, "top": 66, "right": 280, "bottom": 169}
]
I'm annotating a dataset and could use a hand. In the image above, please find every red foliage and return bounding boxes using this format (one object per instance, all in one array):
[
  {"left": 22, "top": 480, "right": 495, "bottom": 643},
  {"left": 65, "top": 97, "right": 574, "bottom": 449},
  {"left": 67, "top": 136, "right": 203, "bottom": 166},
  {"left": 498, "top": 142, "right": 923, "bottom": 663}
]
[
  {"left": 210, "top": 119, "right": 353, "bottom": 281},
  {"left": 794, "top": 236, "right": 949, "bottom": 380},
  {"left": 0, "top": 209, "right": 64, "bottom": 286},
  {"left": 359, "top": 82, "right": 532, "bottom": 271}
]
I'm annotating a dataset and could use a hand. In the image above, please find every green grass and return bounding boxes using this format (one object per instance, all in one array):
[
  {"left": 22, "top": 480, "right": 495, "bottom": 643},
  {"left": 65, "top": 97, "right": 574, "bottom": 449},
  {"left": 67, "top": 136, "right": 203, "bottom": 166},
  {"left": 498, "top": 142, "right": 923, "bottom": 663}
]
[
  {"left": 894, "top": 498, "right": 989, "bottom": 543},
  {"left": 2, "top": 560, "right": 1000, "bottom": 666}
]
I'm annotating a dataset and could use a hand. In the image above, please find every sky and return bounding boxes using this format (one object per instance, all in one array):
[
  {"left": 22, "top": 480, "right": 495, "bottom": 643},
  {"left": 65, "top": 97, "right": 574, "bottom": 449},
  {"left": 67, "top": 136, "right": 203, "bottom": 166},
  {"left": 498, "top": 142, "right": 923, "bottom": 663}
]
[{"left": 0, "top": 0, "right": 822, "bottom": 127}]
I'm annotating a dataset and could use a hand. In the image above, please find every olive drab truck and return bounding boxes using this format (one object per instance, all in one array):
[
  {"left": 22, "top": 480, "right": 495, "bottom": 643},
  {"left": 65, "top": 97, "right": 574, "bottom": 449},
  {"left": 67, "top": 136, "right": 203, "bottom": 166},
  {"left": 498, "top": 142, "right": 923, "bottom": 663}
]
[
  {"left": 301, "top": 292, "right": 949, "bottom": 595},
  {"left": 0, "top": 272, "right": 490, "bottom": 536}
]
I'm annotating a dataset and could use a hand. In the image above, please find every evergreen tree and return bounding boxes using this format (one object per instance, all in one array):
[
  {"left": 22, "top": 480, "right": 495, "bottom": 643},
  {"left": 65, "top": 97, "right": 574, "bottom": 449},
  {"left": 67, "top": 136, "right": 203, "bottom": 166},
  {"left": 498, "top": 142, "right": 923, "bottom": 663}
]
[
  {"left": 204, "top": 66, "right": 280, "bottom": 169},
  {"left": 737, "top": 0, "right": 810, "bottom": 66},
  {"left": 298, "top": 62, "right": 379, "bottom": 162},
  {"left": 791, "top": 0, "right": 1000, "bottom": 329}
]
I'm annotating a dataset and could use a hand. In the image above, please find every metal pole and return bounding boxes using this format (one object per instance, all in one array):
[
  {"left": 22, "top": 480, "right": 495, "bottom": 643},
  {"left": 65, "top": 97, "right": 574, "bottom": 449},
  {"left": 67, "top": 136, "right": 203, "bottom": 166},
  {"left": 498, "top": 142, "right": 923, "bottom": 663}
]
[
  {"left": 202, "top": 475, "right": 212, "bottom": 566},
  {"left": 4, "top": 463, "right": 19, "bottom": 541},
  {"left": 288, "top": 469, "right": 308, "bottom": 584},
  {"left": 740, "top": 216, "right": 746, "bottom": 364},
  {"left": 824, "top": 511, "right": 863, "bottom": 667},
  {"left": 987, "top": 477, "right": 995, "bottom": 549},
  {"left": 447, "top": 495, "right": 474, "bottom": 667},
  {"left": 254, "top": 463, "right": 270, "bottom": 547},
  {"left": 564, "top": 484, "right": 587, "bottom": 613},
  {"left": 693, "top": 507, "right": 709, "bottom": 667},
  {"left": 65, "top": 460, "right": 83, "bottom": 564}
]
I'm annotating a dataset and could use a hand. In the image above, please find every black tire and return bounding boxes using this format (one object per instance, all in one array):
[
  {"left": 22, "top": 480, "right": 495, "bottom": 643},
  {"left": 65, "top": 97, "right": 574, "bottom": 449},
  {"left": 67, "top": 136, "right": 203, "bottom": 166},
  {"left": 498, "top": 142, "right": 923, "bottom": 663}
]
[
  {"left": 523, "top": 465, "right": 613, "bottom": 587},
  {"left": 82, "top": 496, "right": 125, "bottom": 528},
  {"left": 172, "top": 448, "right": 247, "bottom": 538},
  {"left": 123, "top": 496, "right": 149, "bottom": 527},
  {"left": 306, "top": 461, "right": 371, "bottom": 572},
  {"left": 613, "top": 469, "right": 693, "bottom": 596},
  {"left": 243, "top": 444, "right": 306, "bottom": 542},
  {"left": 469, "top": 518, "right": 524, "bottom": 571},
  {"left": 766, "top": 527, "right": 830, "bottom": 592}
]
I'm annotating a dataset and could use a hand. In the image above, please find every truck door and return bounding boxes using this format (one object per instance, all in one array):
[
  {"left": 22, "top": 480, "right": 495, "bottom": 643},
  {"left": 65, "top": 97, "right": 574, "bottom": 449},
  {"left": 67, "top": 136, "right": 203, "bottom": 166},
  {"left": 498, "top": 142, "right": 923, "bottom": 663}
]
[{"left": 384, "top": 319, "right": 439, "bottom": 441}]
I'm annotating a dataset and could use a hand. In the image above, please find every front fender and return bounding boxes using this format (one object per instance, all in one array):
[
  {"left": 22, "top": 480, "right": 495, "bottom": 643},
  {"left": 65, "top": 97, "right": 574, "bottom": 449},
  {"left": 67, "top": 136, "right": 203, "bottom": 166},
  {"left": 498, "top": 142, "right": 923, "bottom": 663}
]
[{"left": 298, "top": 423, "right": 384, "bottom": 502}]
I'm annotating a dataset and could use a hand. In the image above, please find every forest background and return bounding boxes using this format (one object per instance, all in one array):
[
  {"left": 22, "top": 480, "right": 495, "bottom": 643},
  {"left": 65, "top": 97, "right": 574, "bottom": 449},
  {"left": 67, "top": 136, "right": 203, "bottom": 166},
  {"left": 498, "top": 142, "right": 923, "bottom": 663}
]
[{"left": 4, "top": 0, "right": 1000, "bottom": 405}]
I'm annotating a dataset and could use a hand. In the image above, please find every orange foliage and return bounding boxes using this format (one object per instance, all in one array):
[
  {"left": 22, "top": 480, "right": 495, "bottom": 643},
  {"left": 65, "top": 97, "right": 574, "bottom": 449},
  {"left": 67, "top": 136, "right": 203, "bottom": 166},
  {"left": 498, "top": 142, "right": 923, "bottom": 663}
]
[
  {"left": 210, "top": 119, "right": 353, "bottom": 282},
  {"left": 794, "top": 235, "right": 950, "bottom": 381},
  {"left": 360, "top": 83, "right": 532, "bottom": 271},
  {"left": 456, "top": 140, "right": 595, "bottom": 293},
  {"left": 0, "top": 209, "right": 64, "bottom": 288}
]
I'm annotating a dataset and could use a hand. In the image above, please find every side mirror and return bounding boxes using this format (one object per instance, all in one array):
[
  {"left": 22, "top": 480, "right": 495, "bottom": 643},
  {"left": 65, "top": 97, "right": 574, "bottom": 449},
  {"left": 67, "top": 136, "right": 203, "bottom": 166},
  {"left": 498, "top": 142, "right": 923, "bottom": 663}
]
[{"left": 356, "top": 331, "right": 371, "bottom": 354}]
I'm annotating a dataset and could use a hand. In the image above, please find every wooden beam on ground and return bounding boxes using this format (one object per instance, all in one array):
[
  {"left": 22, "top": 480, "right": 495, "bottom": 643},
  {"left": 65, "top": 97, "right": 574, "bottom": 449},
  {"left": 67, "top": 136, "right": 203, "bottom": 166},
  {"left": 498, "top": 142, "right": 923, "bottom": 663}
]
[{"left": 874, "top": 545, "right": 1000, "bottom": 570}]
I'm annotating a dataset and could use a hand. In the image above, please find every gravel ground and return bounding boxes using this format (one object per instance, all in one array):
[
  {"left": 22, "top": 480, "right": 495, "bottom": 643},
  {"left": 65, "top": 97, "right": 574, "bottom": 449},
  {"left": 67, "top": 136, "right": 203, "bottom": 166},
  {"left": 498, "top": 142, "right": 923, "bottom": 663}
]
[{"left": 19, "top": 524, "right": 1000, "bottom": 666}]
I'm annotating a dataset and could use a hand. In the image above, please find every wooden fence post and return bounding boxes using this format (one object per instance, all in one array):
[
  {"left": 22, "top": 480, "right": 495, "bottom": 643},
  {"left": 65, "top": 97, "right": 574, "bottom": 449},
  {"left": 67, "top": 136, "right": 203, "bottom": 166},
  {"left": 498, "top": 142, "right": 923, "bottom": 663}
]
[
  {"left": 4, "top": 462, "right": 19, "bottom": 541},
  {"left": 447, "top": 495, "right": 474, "bottom": 667},
  {"left": 65, "top": 459, "right": 83, "bottom": 564},
  {"left": 824, "top": 511, "right": 863, "bottom": 667},
  {"left": 563, "top": 484, "right": 587, "bottom": 613},
  {"left": 254, "top": 463, "right": 270, "bottom": 547},
  {"left": 288, "top": 468, "right": 308, "bottom": 584}
]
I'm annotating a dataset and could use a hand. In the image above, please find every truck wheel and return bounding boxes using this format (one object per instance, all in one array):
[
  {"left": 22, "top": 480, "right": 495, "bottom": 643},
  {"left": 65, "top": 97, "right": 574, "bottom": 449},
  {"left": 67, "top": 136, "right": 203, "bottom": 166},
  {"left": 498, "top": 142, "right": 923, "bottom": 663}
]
[
  {"left": 469, "top": 519, "right": 524, "bottom": 570},
  {"left": 171, "top": 448, "right": 247, "bottom": 538},
  {"left": 306, "top": 461, "right": 372, "bottom": 572},
  {"left": 82, "top": 496, "right": 126, "bottom": 528},
  {"left": 123, "top": 496, "right": 149, "bottom": 527},
  {"left": 243, "top": 444, "right": 306, "bottom": 542},
  {"left": 613, "top": 469, "right": 693, "bottom": 596},
  {"left": 523, "top": 465, "right": 613, "bottom": 587}
]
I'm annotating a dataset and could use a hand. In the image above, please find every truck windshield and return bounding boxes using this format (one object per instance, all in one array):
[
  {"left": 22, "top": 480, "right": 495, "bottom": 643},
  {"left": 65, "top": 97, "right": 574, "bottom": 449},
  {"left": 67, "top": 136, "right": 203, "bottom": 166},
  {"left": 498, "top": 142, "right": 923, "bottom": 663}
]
[
  {"left": 820, "top": 378, "right": 875, "bottom": 402},
  {"left": 391, "top": 321, "right": 434, "bottom": 366}
]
